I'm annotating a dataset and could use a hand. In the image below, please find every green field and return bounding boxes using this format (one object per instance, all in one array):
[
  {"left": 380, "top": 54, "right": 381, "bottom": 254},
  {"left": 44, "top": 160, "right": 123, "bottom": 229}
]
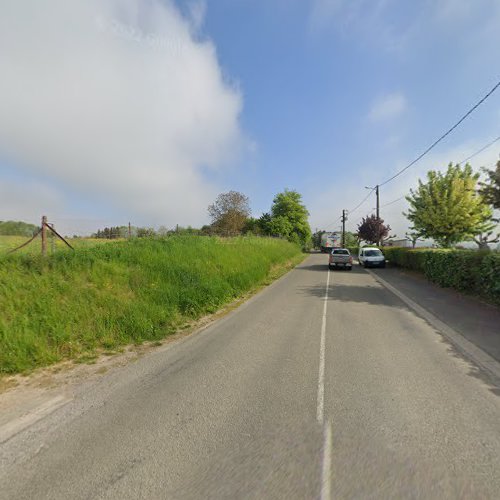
[{"left": 0, "top": 236, "right": 304, "bottom": 374}]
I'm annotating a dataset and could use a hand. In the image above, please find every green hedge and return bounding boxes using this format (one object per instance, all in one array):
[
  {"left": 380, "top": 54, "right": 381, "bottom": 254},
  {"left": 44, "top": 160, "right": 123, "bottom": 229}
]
[{"left": 382, "top": 247, "right": 500, "bottom": 304}]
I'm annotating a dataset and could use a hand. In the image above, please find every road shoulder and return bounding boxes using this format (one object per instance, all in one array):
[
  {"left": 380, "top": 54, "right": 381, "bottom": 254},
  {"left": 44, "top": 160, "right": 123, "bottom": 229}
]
[{"left": 366, "top": 266, "right": 500, "bottom": 385}]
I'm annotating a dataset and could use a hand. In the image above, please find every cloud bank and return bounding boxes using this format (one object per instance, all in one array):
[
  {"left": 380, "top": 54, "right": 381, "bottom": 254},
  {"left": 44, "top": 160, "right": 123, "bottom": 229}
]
[{"left": 0, "top": 0, "right": 243, "bottom": 226}]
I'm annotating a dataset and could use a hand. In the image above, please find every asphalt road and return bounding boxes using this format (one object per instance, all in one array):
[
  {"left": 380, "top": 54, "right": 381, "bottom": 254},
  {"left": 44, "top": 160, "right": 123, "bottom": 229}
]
[{"left": 1, "top": 254, "right": 500, "bottom": 499}]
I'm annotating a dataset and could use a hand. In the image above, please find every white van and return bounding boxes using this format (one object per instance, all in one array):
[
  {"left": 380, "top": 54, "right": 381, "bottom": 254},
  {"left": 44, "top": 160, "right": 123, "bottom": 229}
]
[{"left": 358, "top": 247, "right": 386, "bottom": 268}]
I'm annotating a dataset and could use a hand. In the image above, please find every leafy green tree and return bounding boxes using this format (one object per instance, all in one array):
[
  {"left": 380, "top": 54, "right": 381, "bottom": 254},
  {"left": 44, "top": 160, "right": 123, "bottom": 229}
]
[
  {"left": 344, "top": 231, "right": 359, "bottom": 247},
  {"left": 257, "top": 213, "right": 273, "bottom": 235},
  {"left": 242, "top": 217, "right": 264, "bottom": 235},
  {"left": 405, "top": 163, "right": 493, "bottom": 248},
  {"left": 269, "top": 189, "right": 311, "bottom": 246},
  {"left": 200, "top": 225, "right": 213, "bottom": 236},
  {"left": 0, "top": 220, "right": 38, "bottom": 236},
  {"left": 479, "top": 159, "right": 500, "bottom": 209},
  {"left": 357, "top": 215, "right": 391, "bottom": 245},
  {"left": 208, "top": 191, "right": 251, "bottom": 236},
  {"left": 136, "top": 227, "right": 156, "bottom": 238},
  {"left": 268, "top": 215, "right": 293, "bottom": 239}
]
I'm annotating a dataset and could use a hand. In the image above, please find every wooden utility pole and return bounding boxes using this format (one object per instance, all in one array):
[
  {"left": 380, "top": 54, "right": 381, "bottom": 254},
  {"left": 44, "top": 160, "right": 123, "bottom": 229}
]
[
  {"left": 375, "top": 185, "right": 380, "bottom": 220},
  {"left": 41, "top": 215, "right": 47, "bottom": 256},
  {"left": 128, "top": 222, "right": 132, "bottom": 238},
  {"left": 341, "top": 210, "right": 347, "bottom": 247}
]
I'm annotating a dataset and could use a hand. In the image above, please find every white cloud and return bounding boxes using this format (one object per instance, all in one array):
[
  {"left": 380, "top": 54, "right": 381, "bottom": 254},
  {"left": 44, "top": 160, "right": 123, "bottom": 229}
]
[
  {"left": 0, "top": 0, "right": 243, "bottom": 226},
  {"left": 368, "top": 93, "right": 407, "bottom": 122},
  {"left": 309, "top": 0, "right": 407, "bottom": 52},
  {"left": 187, "top": 0, "right": 207, "bottom": 32}
]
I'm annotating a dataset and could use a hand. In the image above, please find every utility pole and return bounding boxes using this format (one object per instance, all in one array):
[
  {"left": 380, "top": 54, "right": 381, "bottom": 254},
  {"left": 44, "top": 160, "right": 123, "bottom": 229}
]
[
  {"left": 41, "top": 215, "right": 47, "bottom": 256},
  {"left": 375, "top": 185, "right": 380, "bottom": 220},
  {"left": 128, "top": 222, "right": 132, "bottom": 239},
  {"left": 341, "top": 210, "right": 347, "bottom": 247}
]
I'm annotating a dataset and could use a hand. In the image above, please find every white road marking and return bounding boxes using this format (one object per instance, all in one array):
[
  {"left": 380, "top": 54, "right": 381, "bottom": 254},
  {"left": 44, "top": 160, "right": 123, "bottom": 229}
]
[
  {"left": 317, "top": 269, "right": 333, "bottom": 498},
  {"left": 366, "top": 269, "right": 500, "bottom": 383},
  {"left": 321, "top": 420, "right": 333, "bottom": 500},
  {"left": 317, "top": 269, "right": 330, "bottom": 423}
]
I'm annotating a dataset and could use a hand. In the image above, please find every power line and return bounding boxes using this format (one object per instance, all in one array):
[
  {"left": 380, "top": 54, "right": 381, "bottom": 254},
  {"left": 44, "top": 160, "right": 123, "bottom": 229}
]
[
  {"left": 323, "top": 215, "right": 342, "bottom": 230},
  {"left": 459, "top": 135, "right": 500, "bottom": 165},
  {"left": 321, "top": 188, "right": 374, "bottom": 232},
  {"left": 379, "top": 78, "right": 500, "bottom": 187},
  {"left": 318, "top": 80, "right": 500, "bottom": 232},
  {"left": 380, "top": 196, "right": 406, "bottom": 208},
  {"left": 348, "top": 188, "right": 375, "bottom": 214}
]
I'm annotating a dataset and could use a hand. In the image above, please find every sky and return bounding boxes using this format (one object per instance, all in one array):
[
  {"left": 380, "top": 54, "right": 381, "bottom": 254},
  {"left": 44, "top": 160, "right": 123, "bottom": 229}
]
[{"left": 1, "top": 0, "right": 499, "bottom": 236}]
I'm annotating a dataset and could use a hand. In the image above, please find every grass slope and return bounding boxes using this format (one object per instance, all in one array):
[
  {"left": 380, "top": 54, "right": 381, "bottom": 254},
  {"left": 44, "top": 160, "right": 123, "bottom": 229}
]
[
  {"left": 0, "top": 236, "right": 303, "bottom": 374},
  {"left": 0, "top": 235, "right": 119, "bottom": 255}
]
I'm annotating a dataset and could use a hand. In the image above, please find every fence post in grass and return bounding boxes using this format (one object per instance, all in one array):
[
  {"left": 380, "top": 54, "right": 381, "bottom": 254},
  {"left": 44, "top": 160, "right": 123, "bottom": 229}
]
[{"left": 41, "top": 215, "right": 48, "bottom": 256}]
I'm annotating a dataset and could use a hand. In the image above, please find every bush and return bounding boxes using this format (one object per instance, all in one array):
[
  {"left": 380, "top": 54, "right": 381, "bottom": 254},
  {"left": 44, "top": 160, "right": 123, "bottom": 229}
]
[{"left": 382, "top": 247, "right": 500, "bottom": 304}]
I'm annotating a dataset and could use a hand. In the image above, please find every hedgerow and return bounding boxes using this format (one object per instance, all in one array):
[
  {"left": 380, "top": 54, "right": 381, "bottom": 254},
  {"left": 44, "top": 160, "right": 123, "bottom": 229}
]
[{"left": 382, "top": 247, "right": 500, "bottom": 304}]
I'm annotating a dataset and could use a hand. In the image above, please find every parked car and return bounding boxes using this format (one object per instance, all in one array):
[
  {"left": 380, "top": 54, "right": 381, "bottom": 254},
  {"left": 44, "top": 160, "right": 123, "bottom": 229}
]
[
  {"left": 358, "top": 247, "right": 386, "bottom": 268},
  {"left": 329, "top": 248, "right": 353, "bottom": 270}
]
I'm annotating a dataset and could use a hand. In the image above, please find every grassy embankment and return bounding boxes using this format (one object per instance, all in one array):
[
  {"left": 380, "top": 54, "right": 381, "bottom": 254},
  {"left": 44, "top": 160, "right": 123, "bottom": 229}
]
[
  {"left": 0, "top": 236, "right": 304, "bottom": 374},
  {"left": 0, "top": 234, "right": 117, "bottom": 255}
]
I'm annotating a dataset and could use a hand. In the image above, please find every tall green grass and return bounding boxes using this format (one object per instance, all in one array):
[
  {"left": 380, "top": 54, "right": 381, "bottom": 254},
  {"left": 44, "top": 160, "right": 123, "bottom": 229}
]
[{"left": 0, "top": 236, "right": 303, "bottom": 374}]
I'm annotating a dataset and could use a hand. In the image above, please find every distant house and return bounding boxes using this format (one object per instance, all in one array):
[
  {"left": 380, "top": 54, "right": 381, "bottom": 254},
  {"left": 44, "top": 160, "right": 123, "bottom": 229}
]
[{"left": 384, "top": 238, "right": 412, "bottom": 248}]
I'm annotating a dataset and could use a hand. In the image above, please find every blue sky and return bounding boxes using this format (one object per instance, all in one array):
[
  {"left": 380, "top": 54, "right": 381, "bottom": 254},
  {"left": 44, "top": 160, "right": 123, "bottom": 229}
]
[{"left": 1, "top": 0, "right": 499, "bottom": 236}]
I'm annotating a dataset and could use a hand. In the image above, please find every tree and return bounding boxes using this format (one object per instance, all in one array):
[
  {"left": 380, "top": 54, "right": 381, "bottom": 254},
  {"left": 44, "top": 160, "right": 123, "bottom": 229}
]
[
  {"left": 268, "top": 215, "right": 293, "bottom": 239},
  {"left": 344, "top": 231, "right": 359, "bottom": 247},
  {"left": 473, "top": 230, "right": 500, "bottom": 250},
  {"left": 208, "top": 191, "right": 251, "bottom": 236},
  {"left": 269, "top": 189, "right": 311, "bottom": 246},
  {"left": 257, "top": 213, "right": 273, "bottom": 235},
  {"left": 136, "top": 227, "right": 156, "bottom": 238},
  {"left": 357, "top": 215, "right": 391, "bottom": 245},
  {"left": 479, "top": 159, "right": 500, "bottom": 209},
  {"left": 0, "top": 220, "right": 39, "bottom": 236},
  {"left": 242, "top": 217, "right": 265, "bottom": 235},
  {"left": 405, "top": 163, "right": 494, "bottom": 248},
  {"left": 405, "top": 230, "right": 424, "bottom": 249}
]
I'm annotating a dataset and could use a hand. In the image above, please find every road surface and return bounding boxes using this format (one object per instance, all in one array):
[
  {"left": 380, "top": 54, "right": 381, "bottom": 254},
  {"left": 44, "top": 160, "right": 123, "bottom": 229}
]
[{"left": 1, "top": 253, "right": 500, "bottom": 499}]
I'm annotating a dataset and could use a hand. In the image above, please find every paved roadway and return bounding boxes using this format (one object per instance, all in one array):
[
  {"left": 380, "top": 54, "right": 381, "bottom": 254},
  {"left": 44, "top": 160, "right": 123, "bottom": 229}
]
[{"left": 1, "top": 254, "right": 500, "bottom": 499}]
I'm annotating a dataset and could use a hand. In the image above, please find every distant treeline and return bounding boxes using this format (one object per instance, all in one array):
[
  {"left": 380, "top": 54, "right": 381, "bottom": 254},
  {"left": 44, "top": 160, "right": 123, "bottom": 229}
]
[
  {"left": 92, "top": 225, "right": 206, "bottom": 239},
  {"left": 0, "top": 220, "right": 39, "bottom": 237}
]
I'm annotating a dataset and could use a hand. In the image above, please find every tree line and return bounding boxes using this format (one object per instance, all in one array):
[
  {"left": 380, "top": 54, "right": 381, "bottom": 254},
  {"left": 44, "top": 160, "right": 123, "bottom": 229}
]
[
  {"left": 90, "top": 189, "right": 312, "bottom": 248},
  {"left": 91, "top": 225, "right": 202, "bottom": 239},
  {"left": 0, "top": 220, "right": 39, "bottom": 237},
  {"left": 205, "top": 189, "right": 311, "bottom": 247}
]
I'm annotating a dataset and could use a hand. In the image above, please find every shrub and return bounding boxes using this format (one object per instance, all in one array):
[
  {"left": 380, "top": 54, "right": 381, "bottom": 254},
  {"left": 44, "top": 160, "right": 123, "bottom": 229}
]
[{"left": 382, "top": 247, "right": 500, "bottom": 304}]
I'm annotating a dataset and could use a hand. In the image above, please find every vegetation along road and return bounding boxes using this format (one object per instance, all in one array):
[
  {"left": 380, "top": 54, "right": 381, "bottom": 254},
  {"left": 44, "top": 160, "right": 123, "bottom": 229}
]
[{"left": 1, "top": 253, "right": 500, "bottom": 499}]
